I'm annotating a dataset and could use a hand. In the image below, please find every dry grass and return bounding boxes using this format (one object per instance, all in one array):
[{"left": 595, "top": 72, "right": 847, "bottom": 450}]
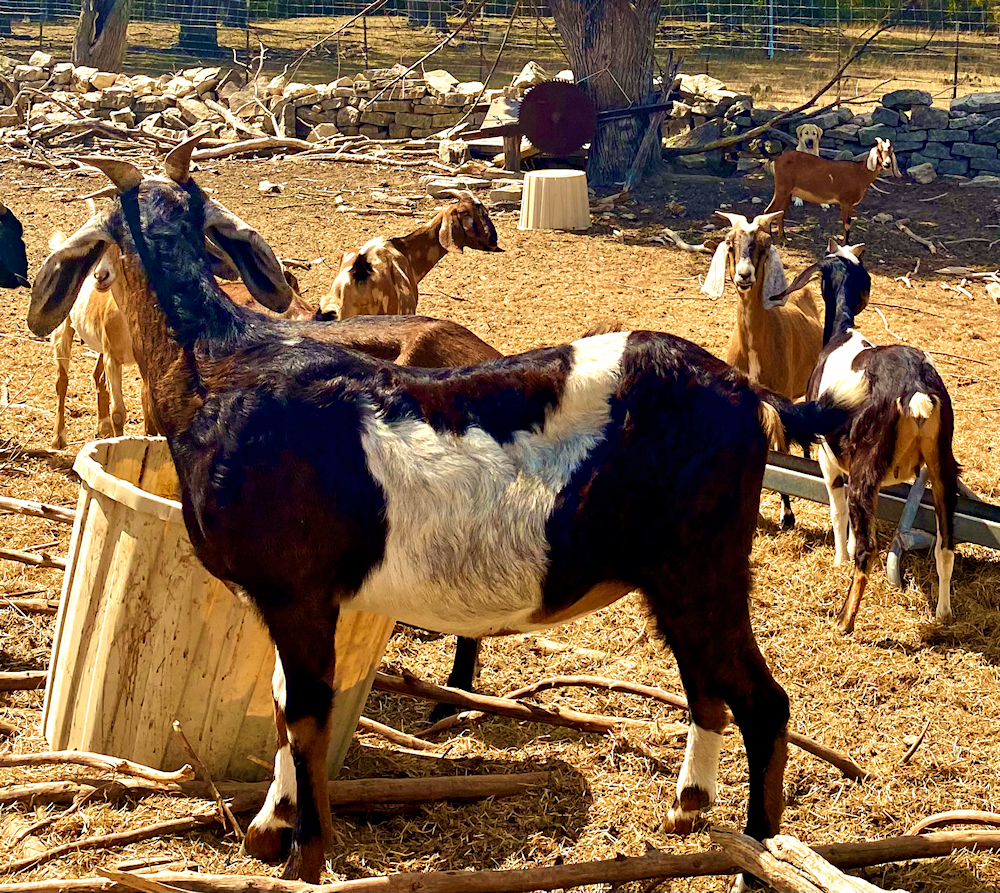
[{"left": 1, "top": 152, "right": 1000, "bottom": 891}]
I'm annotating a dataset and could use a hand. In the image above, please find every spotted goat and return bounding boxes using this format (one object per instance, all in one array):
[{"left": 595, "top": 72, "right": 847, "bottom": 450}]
[
  {"left": 317, "top": 190, "right": 500, "bottom": 320},
  {"left": 30, "top": 137, "right": 846, "bottom": 883},
  {"left": 793, "top": 241, "right": 959, "bottom": 633}
]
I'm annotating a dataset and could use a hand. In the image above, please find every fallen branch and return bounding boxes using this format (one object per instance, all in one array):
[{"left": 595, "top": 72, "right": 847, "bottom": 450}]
[
  {"left": 1, "top": 597, "right": 59, "bottom": 615},
  {"left": 172, "top": 721, "right": 242, "bottom": 840},
  {"left": 3, "top": 830, "right": 999, "bottom": 892},
  {"left": 199, "top": 771, "right": 552, "bottom": 815},
  {"left": 897, "top": 718, "right": 930, "bottom": 765},
  {"left": 897, "top": 222, "right": 937, "bottom": 253},
  {"left": 0, "top": 547, "right": 66, "bottom": 570},
  {"left": 765, "top": 834, "right": 888, "bottom": 893},
  {"left": 658, "top": 227, "right": 710, "bottom": 253},
  {"left": 0, "top": 778, "right": 181, "bottom": 807},
  {"left": 917, "top": 192, "right": 950, "bottom": 202},
  {"left": 95, "top": 869, "right": 189, "bottom": 893},
  {"left": 502, "top": 675, "right": 870, "bottom": 781},
  {"left": 0, "top": 671, "right": 47, "bottom": 692},
  {"left": 373, "top": 671, "right": 678, "bottom": 736},
  {"left": 0, "top": 813, "right": 219, "bottom": 875},
  {"left": 357, "top": 716, "right": 441, "bottom": 752},
  {"left": 871, "top": 306, "right": 904, "bottom": 340},
  {"left": 906, "top": 810, "right": 1000, "bottom": 836},
  {"left": 191, "top": 136, "right": 316, "bottom": 161},
  {"left": 872, "top": 301, "right": 944, "bottom": 318},
  {"left": 711, "top": 829, "right": 823, "bottom": 892},
  {"left": 0, "top": 495, "right": 76, "bottom": 524},
  {"left": 0, "top": 750, "right": 194, "bottom": 784}
]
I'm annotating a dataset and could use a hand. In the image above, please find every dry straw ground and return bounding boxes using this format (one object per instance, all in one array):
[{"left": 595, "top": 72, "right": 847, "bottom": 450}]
[{"left": 0, "top": 149, "right": 999, "bottom": 891}]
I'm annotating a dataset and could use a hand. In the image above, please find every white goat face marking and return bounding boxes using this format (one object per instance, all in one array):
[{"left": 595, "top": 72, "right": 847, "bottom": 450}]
[
  {"left": 349, "top": 331, "right": 630, "bottom": 638},
  {"left": 818, "top": 328, "right": 872, "bottom": 409},
  {"left": 731, "top": 227, "right": 758, "bottom": 292}
]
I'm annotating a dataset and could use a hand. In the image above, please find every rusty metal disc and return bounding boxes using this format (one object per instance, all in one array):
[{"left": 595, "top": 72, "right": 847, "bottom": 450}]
[{"left": 519, "top": 81, "right": 596, "bottom": 156}]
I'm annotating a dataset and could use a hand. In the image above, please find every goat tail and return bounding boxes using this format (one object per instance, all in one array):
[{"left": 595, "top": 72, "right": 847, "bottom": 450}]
[
  {"left": 756, "top": 389, "right": 848, "bottom": 451},
  {"left": 901, "top": 391, "right": 936, "bottom": 421}
]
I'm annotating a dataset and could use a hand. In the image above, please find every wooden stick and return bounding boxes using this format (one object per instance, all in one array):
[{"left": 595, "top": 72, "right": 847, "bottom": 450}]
[
  {"left": 710, "top": 829, "right": 823, "bottom": 893},
  {"left": 0, "top": 750, "right": 194, "bottom": 784},
  {"left": 659, "top": 227, "right": 710, "bottom": 253},
  {"left": 373, "top": 671, "right": 677, "bottom": 735},
  {"left": 0, "top": 495, "right": 76, "bottom": 524},
  {"left": 96, "top": 869, "right": 190, "bottom": 893},
  {"left": 502, "top": 675, "right": 870, "bottom": 780},
  {"left": 0, "top": 547, "right": 66, "bottom": 570},
  {"left": 191, "top": 136, "right": 316, "bottom": 161},
  {"left": 872, "top": 301, "right": 946, "bottom": 318},
  {"left": 1, "top": 597, "right": 59, "bottom": 615},
  {"left": 0, "top": 813, "right": 218, "bottom": 875},
  {"left": 171, "top": 721, "right": 242, "bottom": 840},
  {"left": 3, "top": 831, "right": 999, "bottom": 892},
  {"left": 897, "top": 222, "right": 937, "bottom": 253},
  {"left": 202, "top": 771, "right": 552, "bottom": 815},
  {"left": 0, "top": 778, "right": 181, "bottom": 807},
  {"left": 356, "top": 716, "right": 441, "bottom": 751},
  {"left": 0, "top": 671, "right": 47, "bottom": 692},
  {"left": 906, "top": 810, "right": 1000, "bottom": 836},
  {"left": 897, "top": 718, "right": 930, "bottom": 765}
]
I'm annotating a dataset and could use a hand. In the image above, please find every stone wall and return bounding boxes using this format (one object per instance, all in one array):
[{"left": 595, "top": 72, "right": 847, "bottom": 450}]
[
  {"left": 0, "top": 54, "right": 489, "bottom": 144},
  {"left": 665, "top": 74, "right": 1000, "bottom": 183}
]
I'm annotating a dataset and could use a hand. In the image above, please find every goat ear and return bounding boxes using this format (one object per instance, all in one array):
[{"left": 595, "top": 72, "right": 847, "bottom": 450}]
[
  {"left": 439, "top": 208, "right": 467, "bottom": 254},
  {"left": 701, "top": 241, "right": 729, "bottom": 298},
  {"left": 205, "top": 237, "right": 241, "bottom": 280},
  {"left": 866, "top": 147, "right": 879, "bottom": 172},
  {"left": 827, "top": 237, "right": 840, "bottom": 254},
  {"left": 203, "top": 199, "right": 292, "bottom": 313},
  {"left": 29, "top": 215, "right": 112, "bottom": 337},
  {"left": 843, "top": 243, "right": 866, "bottom": 259},
  {"left": 761, "top": 246, "right": 790, "bottom": 304}
]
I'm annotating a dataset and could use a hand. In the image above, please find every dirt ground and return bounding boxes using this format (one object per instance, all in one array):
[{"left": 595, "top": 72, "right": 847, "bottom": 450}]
[{"left": 1, "top": 149, "right": 1000, "bottom": 891}]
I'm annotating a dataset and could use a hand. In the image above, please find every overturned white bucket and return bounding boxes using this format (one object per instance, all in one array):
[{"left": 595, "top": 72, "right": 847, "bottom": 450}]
[{"left": 518, "top": 169, "right": 590, "bottom": 232}]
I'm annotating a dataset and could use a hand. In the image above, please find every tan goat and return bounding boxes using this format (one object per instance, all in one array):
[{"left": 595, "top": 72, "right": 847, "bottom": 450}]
[
  {"left": 764, "top": 137, "right": 901, "bottom": 242},
  {"left": 702, "top": 210, "right": 823, "bottom": 527},
  {"left": 318, "top": 191, "right": 501, "bottom": 320}
]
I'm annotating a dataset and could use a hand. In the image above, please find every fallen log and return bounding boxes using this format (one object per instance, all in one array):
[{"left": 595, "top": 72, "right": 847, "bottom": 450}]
[
  {"left": 765, "top": 835, "right": 898, "bottom": 893},
  {"left": 0, "top": 671, "right": 47, "bottom": 692},
  {"left": 711, "top": 829, "right": 823, "bottom": 893},
  {"left": 502, "top": 675, "right": 870, "bottom": 781},
  {"left": 0, "top": 547, "right": 67, "bottom": 570},
  {"left": 0, "top": 495, "right": 76, "bottom": 524},
  {"left": 373, "top": 671, "right": 686, "bottom": 736},
  {"left": 1, "top": 830, "right": 998, "bottom": 892},
  {"left": 0, "top": 749, "right": 194, "bottom": 784}
]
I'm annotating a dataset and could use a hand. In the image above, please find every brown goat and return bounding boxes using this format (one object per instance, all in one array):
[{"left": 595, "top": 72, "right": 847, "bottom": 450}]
[{"left": 318, "top": 191, "right": 501, "bottom": 320}]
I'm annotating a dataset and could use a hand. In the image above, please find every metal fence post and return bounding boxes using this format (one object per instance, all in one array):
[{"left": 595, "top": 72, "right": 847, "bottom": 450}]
[
  {"left": 953, "top": 20, "right": 960, "bottom": 100},
  {"left": 766, "top": 0, "right": 774, "bottom": 59}
]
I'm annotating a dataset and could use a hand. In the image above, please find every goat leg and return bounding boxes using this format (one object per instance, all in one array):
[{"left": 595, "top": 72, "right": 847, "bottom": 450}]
[{"left": 429, "top": 636, "right": 481, "bottom": 722}]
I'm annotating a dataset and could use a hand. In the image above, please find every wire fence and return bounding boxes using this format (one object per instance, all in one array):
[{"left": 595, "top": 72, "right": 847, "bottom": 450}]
[{"left": 0, "top": 0, "right": 998, "bottom": 105}]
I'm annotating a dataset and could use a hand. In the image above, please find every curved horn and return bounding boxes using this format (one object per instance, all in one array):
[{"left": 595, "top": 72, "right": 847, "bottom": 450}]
[
  {"left": 164, "top": 132, "right": 207, "bottom": 183},
  {"left": 715, "top": 211, "right": 747, "bottom": 228},
  {"left": 75, "top": 157, "right": 143, "bottom": 192},
  {"left": 752, "top": 211, "right": 784, "bottom": 230}
]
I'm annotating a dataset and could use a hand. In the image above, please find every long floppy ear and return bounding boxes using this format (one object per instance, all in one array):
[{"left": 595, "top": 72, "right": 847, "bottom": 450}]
[
  {"left": 866, "top": 147, "right": 879, "bottom": 172},
  {"left": 761, "top": 246, "right": 790, "bottom": 305},
  {"left": 202, "top": 199, "right": 292, "bottom": 312},
  {"left": 782, "top": 260, "right": 821, "bottom": 297},
  {"left": 701, "top": 241, "right": 729, "bottom": 298},
  {"left": 439, "top": 205, "right": 469, "bottom": 254},
  {"left": 28, "top": 215, "right": 112, "bottom": 337},
  {"left": 889, "top": 149, "right": 901, "bottom": 177},
  {"left": 204, "top": 236, "right": 241, "bottom": 280}
]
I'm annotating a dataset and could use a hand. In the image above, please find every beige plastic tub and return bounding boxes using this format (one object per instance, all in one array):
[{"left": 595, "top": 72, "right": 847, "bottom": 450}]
[
  {"left": 44, "top": 436, "right": 394, "bottom": 781},
  {"left": 518, "top": 169, "right": 591, "bottom": 232}
]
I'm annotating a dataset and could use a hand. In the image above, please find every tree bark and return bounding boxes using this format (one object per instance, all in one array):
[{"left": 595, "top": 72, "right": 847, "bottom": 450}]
[
  {"left": 72, "top": 0, "right": 132, "bottom": 72},
  {"left": 549, "top": 0, "right": 662, "bottom": 187}
]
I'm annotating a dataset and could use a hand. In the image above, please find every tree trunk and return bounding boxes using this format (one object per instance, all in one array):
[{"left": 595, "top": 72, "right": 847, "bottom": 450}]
[
  {"left": 178, "top": 22, "right": 221, "bottom": 56},
  {"left": 72, "top": 0, "right": 132, "bottom": 72},
  {"left": 549, "top": 0, "right": 662, "bottom": 187}
]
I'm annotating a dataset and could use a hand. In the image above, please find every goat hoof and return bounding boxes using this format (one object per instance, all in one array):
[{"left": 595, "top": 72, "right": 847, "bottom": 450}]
[
  {"left": 51, "top": 436, "right": 67, "bottom": 451},
  {"left": 243, "top": 823, "right": 292, "bottom": 863},
  {"left": 834, "top": 616, "right": 855, "bottom": 635},
  {"left": 936, "top": 608, "right": 954, "bottom": 625},
  {"left": 661, "top": 804, "right": 699, "bottom": 836},
  {"left": 780, "top": 513, "right": 795, "bottom": 530},
  {"left": 428, "top": 701, "right": 460, "bottom": 723},
  {"left": 282, "top": 844, "right": 323, "bottom": 884}
]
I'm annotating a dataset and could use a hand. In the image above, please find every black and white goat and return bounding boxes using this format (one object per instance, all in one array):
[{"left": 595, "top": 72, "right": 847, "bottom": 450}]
[
  {"left": 796, "top": 241, "right": 959, "bottom": 633},
  {"left": 29, "top": 138, "right": 845, "bottom": 883}
]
